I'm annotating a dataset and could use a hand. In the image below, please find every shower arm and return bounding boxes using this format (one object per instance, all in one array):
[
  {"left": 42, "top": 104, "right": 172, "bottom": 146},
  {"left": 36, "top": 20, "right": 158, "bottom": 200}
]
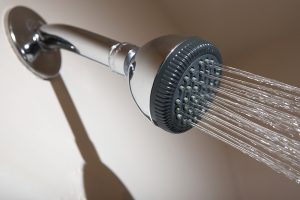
[
  {"left": 10, "top": 21, "right": 138, "bottom": 79},
  {"left": 37, "top": 24, "right": 138, "bottom": 76}
]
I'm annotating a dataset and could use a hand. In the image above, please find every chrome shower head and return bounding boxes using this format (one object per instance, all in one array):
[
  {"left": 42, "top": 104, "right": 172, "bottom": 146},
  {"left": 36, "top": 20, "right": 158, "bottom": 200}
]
[
  {"left": 130, "top": 36, "right": 222, "bottom": 133},
  {"left": 5, "top": 6, "right": 222, "bottom": 134}
]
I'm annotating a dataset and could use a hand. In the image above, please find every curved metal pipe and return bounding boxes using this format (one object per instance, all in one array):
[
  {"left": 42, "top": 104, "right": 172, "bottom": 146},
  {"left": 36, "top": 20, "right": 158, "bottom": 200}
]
[
  {"left": 5, "top": 5, "right": 138, "bottom": 79},
  {"left": 38, "top": 24, "right": 138, "bottom": 76}
]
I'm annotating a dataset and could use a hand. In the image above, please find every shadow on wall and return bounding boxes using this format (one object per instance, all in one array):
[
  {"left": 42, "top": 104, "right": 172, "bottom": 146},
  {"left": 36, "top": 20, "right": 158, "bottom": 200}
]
[{"left": 51, "top": 76, "right": 133, "bottom": 200}]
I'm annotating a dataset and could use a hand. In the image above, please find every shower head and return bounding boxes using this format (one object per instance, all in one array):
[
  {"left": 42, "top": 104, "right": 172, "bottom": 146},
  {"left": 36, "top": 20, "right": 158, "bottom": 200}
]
[
  {"left": 131, "top": 36, "right": 222, "bottom": 133},
  {"left": 5, "top": 6, "right": 222, "bottom": 134}
]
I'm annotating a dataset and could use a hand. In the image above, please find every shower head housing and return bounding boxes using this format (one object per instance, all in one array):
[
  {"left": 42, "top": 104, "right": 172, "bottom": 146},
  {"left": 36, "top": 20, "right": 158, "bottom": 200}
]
[
  {"left": 5, "top": 6, "right": 222, "bottom": 134},
  {"left": 130, "top": 36, "right": 222, "bottom": 133}
]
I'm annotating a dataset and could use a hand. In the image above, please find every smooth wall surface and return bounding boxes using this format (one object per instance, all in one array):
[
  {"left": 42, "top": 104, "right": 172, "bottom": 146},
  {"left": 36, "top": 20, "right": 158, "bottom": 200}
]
[{"left": 0, "top": 0, "right": 237, "bottom": 199}]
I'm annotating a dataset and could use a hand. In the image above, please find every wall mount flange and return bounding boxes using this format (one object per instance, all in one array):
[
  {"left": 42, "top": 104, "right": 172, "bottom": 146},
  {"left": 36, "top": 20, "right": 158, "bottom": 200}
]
[{"left": 5, "top": 6, "right": 61, "bottom": 79}]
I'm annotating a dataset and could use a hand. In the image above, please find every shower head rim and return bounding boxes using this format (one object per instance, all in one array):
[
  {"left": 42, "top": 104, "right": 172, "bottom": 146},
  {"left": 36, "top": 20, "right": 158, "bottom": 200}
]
[{"left": 149, "top": 37, "right": 222, "bottom": 133}]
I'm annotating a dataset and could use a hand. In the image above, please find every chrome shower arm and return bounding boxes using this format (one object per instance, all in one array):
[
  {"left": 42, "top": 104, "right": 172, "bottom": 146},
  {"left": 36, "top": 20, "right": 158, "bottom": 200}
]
[
  {"left": 5, "top": 6, "right": 138, "bottom": 79},
  {"left": 38, "top": 24, "right": 138, "bottom": 76}
]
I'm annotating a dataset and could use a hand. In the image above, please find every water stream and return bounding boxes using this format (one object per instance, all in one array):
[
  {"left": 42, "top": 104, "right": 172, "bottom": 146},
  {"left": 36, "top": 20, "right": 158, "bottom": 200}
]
[{"left": 184, "top": 61, "right": 300, "bottom": 184}]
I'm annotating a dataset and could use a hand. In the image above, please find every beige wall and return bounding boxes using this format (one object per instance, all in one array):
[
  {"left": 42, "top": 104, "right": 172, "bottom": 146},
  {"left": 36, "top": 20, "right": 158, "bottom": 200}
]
[{"left": 0, "top": 0, "right": 237, "bottom": 199}]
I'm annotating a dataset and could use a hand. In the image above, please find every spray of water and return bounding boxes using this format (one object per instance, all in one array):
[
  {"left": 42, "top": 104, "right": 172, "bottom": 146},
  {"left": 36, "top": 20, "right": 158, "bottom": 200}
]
[{"left": 184, "top": 61, "right": 300, "bottom": 184}]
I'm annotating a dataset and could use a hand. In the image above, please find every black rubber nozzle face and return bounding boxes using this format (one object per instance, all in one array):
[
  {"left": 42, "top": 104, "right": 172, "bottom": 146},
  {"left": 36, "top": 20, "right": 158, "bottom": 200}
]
[{"left": 150, "top": 37, "right": 222, "bottom": 133}]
